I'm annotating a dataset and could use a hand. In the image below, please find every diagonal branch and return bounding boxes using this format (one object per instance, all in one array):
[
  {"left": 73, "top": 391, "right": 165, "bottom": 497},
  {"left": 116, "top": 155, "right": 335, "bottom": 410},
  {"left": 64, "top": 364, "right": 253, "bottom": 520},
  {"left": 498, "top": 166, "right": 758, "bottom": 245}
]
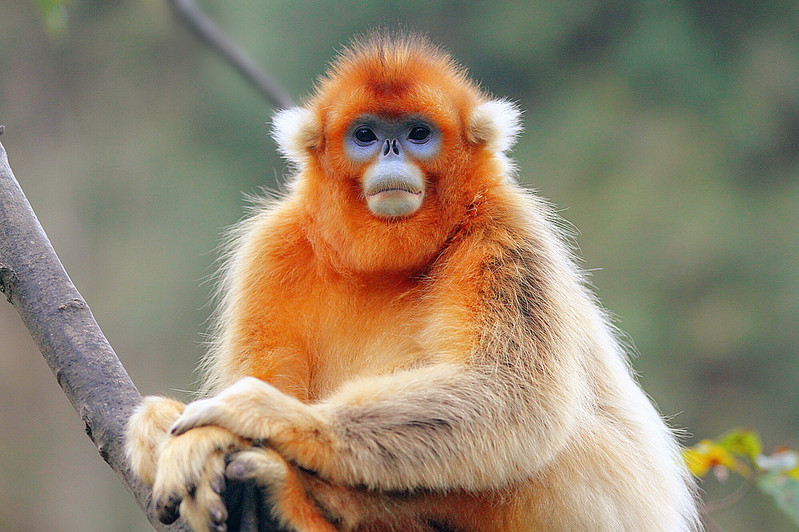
[
  {"left": 0, "top": 133, "right": 285, "bottom": 530},
  {"left": 0, "top": 136, "right": 188, "bottom": 531},
  {"left": 2, "top": 5, "right": 296, "bottom": 529},
  {"left": 168, "top": 0, "right": 295, "bottom": 109}
]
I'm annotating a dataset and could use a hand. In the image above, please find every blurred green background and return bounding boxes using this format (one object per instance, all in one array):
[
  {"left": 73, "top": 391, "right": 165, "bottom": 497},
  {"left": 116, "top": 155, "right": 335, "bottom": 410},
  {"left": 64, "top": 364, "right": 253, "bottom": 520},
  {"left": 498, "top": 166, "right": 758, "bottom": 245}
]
[{"left": 1, "top": 1, "right": 798, "bottom": 530}]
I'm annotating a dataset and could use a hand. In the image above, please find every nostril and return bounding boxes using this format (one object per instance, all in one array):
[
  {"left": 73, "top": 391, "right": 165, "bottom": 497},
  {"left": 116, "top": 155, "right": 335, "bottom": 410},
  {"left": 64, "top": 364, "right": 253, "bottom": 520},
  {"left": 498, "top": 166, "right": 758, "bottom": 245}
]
[
  {"left": 391, "top": 139, "right": 399, "bottom": 155},
  {"left": 383, "top": 140, "right": 391, "bottom": 156}
]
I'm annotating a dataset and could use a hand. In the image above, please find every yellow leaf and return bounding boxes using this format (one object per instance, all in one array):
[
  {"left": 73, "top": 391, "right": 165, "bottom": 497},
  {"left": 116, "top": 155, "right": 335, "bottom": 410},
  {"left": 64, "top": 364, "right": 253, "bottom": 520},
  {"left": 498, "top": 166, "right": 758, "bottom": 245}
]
[{"left": 684, "top": 439, "right": 750, "bottom": 478}]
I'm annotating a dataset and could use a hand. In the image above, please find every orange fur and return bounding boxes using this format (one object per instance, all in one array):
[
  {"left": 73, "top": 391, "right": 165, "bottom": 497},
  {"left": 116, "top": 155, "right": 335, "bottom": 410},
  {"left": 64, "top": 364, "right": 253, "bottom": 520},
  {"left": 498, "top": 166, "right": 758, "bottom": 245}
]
[{"left": 126, "top": 31, "right": 700, "bottom": 531}]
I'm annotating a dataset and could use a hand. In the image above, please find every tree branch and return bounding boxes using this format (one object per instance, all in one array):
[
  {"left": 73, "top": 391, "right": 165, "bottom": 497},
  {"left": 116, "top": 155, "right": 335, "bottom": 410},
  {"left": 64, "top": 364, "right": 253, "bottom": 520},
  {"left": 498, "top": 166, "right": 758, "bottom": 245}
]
[
  {"left": 0, "top": 136, "right": 190, "bottom": 530},
  {"left": 168, "top": 0, "right": 295, "bottom": 109},
  {"left": 2, "top": 6, "right": 296, "bottom": 529},
  {"left": 0, "top": 132, "right": 286, "bottom": 530}
]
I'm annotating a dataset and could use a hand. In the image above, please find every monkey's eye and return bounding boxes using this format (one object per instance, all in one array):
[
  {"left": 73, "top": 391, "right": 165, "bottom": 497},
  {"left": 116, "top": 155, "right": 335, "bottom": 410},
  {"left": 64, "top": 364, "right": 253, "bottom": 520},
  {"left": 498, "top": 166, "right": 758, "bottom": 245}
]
[
  {"left": 408, "top": 125, "right": 431, "bottom": 143},
  {"left": 354, "top": 127, "right": 378, "bottom": 144}
]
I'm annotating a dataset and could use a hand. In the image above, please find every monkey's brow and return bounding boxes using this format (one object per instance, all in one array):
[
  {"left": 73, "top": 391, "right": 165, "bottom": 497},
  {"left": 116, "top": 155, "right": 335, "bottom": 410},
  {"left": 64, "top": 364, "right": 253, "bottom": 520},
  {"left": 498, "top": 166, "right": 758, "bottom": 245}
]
[{"left": 350, "top": 114, "right": 433, "bottom": 127}]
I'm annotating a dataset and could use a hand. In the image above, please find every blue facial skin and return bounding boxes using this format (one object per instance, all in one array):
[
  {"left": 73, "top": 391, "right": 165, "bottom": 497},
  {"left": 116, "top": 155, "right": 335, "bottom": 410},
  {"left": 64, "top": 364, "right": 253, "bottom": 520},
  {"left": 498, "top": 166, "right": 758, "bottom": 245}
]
[{"left": 344, "top": 116, "right": 441, "bottom": 219}]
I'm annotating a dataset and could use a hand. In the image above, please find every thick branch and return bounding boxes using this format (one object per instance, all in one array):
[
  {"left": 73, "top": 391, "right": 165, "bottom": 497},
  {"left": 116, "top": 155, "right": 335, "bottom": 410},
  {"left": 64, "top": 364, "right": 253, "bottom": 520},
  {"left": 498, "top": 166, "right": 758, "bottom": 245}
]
[
  {"left": 0, "top": 138, "right": 187, "bottom": 530},
  {"left": 168, "top": 0, "right": 295, "bottom": 109},
  {"left": 0, "top": 136, "right": 285, "bottom": 530}
]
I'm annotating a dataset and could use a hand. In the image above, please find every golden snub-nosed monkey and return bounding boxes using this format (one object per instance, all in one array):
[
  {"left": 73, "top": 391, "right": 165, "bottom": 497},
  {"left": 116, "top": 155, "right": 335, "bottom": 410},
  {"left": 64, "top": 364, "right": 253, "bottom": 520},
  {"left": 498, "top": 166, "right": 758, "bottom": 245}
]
[{"left": 126, "top": 31, "right": 701, "bottom": 532}]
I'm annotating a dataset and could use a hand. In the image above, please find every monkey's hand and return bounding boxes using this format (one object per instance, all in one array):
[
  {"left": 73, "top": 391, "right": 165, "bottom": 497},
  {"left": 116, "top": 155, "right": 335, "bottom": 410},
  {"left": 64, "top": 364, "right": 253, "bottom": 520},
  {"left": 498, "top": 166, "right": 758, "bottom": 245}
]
[
  {"left": 171, "top": 377, "right": 328, "bottom": 445},
  {"left": 126, "top": 396, "right": 185, "bottom": 487},
  {"left": 171, "top": 377, "right": 335, "bottom": 476},
  {"left": 126, "top": 396, "right": 251, "bottom": 532},
  {"left": 168, "top": 378, "right": 342, "bottom": 531}
]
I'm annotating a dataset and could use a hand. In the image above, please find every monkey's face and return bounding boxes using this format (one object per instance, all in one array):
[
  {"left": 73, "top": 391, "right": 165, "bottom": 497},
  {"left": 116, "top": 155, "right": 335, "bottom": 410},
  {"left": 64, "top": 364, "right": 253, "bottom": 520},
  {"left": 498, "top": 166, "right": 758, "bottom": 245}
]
[
  {"left": 344, "top": 115, "right": 441, "bottom": 219},
  {"left": 271, "top": 35, "right": 519, "bottom": 273}
]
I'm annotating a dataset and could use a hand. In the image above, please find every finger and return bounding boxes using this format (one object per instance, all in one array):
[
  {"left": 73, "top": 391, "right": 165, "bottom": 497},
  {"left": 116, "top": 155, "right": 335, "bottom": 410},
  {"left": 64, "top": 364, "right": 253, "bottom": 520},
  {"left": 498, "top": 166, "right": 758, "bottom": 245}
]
[
  {"left": 155, "top": 492, "right": 182, "bottom": 525},
  {"left": 180, "top": 450, "right": 229, "bottom": 532},
  {"left": 126, "top": 396, "right": 185, "bottom": 486},
  {"left": 226, "top": 448, "right": 287, "bottom": 485},
  {"left": 203, "top": 452, "right": 229, "bottom": 530},
  {"left": 152, "top": 428, "right": 224, "bottom": 521},
  {"left": 170, "top": 398, "right": 221, "bottom": 436}
]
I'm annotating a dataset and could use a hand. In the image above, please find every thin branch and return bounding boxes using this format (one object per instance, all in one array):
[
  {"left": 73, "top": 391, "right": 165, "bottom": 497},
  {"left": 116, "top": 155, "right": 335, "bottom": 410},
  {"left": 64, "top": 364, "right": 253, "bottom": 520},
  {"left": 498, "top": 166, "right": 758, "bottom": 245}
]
[{"left": 168, "top": 0, "right": 295, "bottom": 109}]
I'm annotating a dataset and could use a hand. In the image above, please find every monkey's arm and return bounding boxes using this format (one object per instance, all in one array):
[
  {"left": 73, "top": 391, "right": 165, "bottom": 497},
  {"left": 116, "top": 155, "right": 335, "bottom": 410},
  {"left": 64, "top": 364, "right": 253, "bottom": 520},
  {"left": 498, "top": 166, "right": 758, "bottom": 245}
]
[{"left": 171, "top": 361, "right": 589, "bottom": 493}]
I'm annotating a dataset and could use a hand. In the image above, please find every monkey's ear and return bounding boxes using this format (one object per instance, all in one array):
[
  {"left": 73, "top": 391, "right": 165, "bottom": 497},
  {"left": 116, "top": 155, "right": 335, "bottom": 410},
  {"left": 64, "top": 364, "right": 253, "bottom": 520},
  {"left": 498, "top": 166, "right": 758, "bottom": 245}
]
[
  {"left": 467, "top": 99, "right": 522, "bottom": 153},
  {"left": 271, "top": 107, "right": 322, "bottom": 164}
]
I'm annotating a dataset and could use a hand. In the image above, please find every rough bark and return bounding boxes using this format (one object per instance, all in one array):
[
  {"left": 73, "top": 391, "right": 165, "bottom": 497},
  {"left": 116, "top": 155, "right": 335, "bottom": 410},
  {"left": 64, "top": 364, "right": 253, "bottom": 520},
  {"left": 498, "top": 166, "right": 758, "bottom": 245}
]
[
  {"left": 0, "top": 138, "right": 282, "bottom": 530},
  {"left": 0, "top": 4, "right": 295, "bottom": 529}
]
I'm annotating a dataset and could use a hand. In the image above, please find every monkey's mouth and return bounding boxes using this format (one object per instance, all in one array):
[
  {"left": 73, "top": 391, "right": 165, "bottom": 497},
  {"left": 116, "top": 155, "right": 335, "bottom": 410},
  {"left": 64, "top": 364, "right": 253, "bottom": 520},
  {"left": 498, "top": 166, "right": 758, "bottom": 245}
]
[
  {"left": 364, "top": 180, "right": 423, "bottom": 198},
  {"left": 364, "top": 180, "right": 425, "bottom": 218}
]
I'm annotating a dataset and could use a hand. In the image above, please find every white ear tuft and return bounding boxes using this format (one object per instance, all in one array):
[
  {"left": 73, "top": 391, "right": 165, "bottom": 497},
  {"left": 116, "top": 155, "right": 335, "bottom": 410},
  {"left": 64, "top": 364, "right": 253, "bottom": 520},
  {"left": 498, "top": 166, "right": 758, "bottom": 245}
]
[
  {"left": 467, "top": 99, "right": 522, "bottom": 153},
  {"left": 271, "top": 107, "right": 322, "bottom": 165}
]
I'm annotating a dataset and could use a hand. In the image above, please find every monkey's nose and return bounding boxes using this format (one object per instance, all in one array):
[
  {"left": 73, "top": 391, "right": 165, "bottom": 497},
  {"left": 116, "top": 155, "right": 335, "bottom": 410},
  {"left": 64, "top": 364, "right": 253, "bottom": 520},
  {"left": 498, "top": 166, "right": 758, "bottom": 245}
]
[{"left": 382, "top": 139, "right": 400, "bottom": 156}]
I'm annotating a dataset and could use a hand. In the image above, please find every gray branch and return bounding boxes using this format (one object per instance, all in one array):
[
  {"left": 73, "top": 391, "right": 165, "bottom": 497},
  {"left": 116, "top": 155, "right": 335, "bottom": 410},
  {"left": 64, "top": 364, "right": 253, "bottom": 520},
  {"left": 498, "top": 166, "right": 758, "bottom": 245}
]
[
  {"left": 0, "top": 6, "right": 297, "bottom": 530},
  {"left": 0, "top": 138, "right": 187, "bottom": 530},
  {"left": 0, "top": 137, "right": 287, "bottom": 530},
  {"left": 168, "top": 0, "right": 295, "bottom": 109}
]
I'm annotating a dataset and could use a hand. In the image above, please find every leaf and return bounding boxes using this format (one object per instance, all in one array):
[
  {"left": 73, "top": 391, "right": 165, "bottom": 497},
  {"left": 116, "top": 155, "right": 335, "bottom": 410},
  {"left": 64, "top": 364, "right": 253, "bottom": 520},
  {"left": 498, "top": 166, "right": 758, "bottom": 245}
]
[
  {"left": 683, "top": 439, "right": 749, "bottom": 478},
  {"left": 718, "top": 428, "right": 763, "bottom": 461},
  {"left": 34, "top": 0, "right": 72, "bottom": 36},
  {"left": 757, "top": 472, "right": 799, "bottom": 527}
]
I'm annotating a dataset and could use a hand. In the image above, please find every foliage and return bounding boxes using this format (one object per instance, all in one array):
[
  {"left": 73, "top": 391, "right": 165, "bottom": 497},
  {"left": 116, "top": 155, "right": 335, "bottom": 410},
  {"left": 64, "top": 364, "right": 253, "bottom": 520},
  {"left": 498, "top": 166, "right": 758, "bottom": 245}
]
[
  {"left": 33, "top": 0, "right": 72, "bottom": 36},
  {"left": 685, "top": 429, "right": 799, "bottom": 527}
]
